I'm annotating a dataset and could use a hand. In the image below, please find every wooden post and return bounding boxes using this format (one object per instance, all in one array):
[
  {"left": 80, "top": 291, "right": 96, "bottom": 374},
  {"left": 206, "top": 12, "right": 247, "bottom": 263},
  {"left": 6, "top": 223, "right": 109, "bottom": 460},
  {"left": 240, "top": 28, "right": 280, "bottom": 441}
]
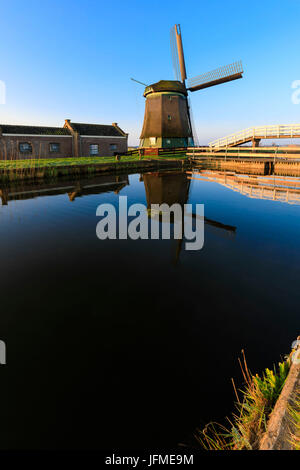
[{"left": 252, "top": 138, "right": 261, "bottom": 148}]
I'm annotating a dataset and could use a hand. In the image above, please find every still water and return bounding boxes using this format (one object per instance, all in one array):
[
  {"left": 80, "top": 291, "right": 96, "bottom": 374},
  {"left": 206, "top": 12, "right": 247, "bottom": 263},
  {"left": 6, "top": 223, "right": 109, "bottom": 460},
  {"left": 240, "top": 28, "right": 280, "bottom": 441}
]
[{"left": 0, "top": 168, "right": 299, "bottom": 449}]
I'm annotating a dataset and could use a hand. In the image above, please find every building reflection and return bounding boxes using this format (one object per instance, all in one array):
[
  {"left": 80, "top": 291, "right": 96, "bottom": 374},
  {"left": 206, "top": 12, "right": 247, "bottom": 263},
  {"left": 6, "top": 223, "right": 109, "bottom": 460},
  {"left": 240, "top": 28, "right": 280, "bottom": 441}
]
[
  {"left": 0, "top": 174, "right": 129, "bottom": 205},
  {"left": 0, "top": 169, "right": 238, "bottom": 264}
]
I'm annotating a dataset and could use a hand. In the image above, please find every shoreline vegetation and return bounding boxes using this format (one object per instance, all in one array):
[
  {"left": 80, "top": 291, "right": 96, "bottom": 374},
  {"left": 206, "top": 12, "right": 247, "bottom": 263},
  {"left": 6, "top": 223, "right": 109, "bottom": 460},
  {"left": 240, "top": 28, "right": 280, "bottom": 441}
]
[
  {"left": 196, "top": 349, "right": 300, "bottom": 450},
  {"left": 289, "top": 395, "right": 300, "bottom": 450},
  {"left": 0, "top": 153, "right": 188, "bottom": 182}
]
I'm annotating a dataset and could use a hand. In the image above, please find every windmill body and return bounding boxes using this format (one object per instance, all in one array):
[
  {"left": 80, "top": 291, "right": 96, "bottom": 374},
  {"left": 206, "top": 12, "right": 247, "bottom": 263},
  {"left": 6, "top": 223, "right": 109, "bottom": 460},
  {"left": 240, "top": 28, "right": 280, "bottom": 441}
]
[
  {"left": 137, "top": 24, "right": 243, "bottom": 150},
  {"left": 140, "top": 80, "right": 193, "bottom": 149}
]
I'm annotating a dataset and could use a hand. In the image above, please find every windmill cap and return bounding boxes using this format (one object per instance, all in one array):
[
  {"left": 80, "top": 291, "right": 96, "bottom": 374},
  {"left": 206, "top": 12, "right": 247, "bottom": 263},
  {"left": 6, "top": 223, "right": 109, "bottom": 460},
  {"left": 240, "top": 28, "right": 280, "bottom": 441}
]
[{"left": 144, "top": 80, "right": 187, "bottom": 97}]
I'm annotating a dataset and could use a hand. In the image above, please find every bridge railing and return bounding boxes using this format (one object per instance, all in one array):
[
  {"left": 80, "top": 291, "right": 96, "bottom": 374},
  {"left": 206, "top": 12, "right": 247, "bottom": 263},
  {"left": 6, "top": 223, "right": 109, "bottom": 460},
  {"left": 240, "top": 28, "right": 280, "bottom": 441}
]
[{"left": 209, "top": 124, "right": 300, "bottom": 149}]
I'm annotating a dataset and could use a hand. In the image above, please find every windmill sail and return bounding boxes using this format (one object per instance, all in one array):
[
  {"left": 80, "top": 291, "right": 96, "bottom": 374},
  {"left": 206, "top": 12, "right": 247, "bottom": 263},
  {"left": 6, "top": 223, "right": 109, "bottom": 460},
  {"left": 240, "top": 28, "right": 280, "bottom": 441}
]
[
  {"left": 187, "top": 60, "right": 243, "bottom": 92},
  {"left": 170, "top": 25, "right": 181, "bottom": 81},
  {"left": 131, "top": 78, "right": 148, "bottom": 87},
  {"left": 187, "top": 97, "right": 199, "bottom": 146},
  {"left": 170, "top": 24, "right": 187, "bottom": 82}
]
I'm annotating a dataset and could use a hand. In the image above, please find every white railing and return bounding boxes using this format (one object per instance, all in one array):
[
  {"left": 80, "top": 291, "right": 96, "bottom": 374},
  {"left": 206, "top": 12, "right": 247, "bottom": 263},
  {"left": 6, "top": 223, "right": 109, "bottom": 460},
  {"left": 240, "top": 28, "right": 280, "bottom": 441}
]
[{"left": 209, "top": 124, "right": 300, "bottom": 149}]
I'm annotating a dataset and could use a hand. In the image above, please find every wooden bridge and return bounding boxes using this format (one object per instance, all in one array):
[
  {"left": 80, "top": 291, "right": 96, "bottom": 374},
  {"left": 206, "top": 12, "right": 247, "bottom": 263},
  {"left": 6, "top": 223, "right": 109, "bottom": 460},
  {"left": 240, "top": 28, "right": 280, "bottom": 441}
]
[
  {"left": 208, "top": 124, "right": 300, "bottom": 149},
  {"left": 187, "top": 143, "right": 300, "bottom": 173}
]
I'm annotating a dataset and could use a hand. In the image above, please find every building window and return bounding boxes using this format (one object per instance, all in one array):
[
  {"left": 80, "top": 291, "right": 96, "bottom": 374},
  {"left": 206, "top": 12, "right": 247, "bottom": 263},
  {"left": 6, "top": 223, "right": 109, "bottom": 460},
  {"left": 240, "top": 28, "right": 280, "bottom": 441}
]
[
  {"left": 110, "top": 144, "right": 117, "bottom": 151},
  {"left": 50, "top": 143, "right": 60, "bottom": 153},
  {"left": 149, "top": 137, "right": 156, "bottom": 146},
  {"left": 19, "top": 142, "right": 32, "bottom": 154},
  {"left": 90, "top": 144, "right": 99, "bottom": 156}
]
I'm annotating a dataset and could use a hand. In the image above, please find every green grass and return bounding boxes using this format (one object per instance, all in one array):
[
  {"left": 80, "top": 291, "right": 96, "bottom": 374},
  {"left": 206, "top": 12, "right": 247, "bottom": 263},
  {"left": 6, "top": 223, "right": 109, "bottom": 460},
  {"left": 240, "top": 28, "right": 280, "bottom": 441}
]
[
  {"left": 0, "top": 154, "right": 187, "bottom": 182},
  {"left": 196, "top": 351, "right": 291, "bottom": 450},
  {"left": 0, "top": 154, "right": 187, "bottom": 170},
  {"left": 288, "top": 394, "right": 300, "bottom": 450},
  {"left": 0, "top": 155, "right": 137, "bottom": 169}
]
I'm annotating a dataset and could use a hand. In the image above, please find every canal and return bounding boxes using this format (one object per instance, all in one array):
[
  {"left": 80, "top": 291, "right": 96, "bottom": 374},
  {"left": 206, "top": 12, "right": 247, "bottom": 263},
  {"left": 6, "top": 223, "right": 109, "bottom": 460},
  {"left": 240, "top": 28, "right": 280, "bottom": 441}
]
[{"left": 0, "top": 168, "right": 299, "bottom": 449}]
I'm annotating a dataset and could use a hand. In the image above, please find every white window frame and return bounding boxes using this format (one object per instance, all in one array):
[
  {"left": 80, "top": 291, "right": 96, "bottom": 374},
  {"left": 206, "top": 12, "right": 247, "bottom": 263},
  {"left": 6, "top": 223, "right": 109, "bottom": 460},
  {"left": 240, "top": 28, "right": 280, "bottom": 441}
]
[
  {"left": 19, "top": 142, "right": 32, "bottom": 153},
  {"left": 90, "top": 144, "right": 99, "bottom": 156},
  {"left": 49, "top": 143, "right": 60, "bottom": 153}
]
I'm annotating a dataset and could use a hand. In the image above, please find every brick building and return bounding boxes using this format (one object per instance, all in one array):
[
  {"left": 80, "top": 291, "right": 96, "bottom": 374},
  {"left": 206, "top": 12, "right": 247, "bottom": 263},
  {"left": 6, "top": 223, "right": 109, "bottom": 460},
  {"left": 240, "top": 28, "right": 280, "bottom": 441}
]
[{"left": 0, "top": 120, "right": 128, "bottom": 159}]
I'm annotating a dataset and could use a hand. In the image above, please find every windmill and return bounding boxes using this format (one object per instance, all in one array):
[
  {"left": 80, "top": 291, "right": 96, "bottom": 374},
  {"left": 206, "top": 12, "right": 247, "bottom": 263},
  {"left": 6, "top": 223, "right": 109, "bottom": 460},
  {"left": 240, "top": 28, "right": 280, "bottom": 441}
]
[{"left": 135, "top": 24, "right": 243, "bottom": 151}]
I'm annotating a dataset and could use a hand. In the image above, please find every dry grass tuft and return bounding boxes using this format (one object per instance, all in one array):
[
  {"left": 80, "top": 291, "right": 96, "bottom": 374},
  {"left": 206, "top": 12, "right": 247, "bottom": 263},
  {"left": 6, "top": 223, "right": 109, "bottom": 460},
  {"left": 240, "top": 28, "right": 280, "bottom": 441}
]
[{"left": 196, "top": 351, "right": 290, "bottom": 450}]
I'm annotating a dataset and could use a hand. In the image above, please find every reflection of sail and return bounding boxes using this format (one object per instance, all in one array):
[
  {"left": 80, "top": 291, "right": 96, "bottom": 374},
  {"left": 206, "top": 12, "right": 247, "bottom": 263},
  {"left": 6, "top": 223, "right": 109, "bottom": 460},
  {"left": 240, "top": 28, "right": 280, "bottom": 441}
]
[
  {"left": 0, "top": 174, "right": 129, "bottom": 206},
  {"left": 188, "top": 170, "right": 300, "bottom": 205},
  {"left": 143, "top": 170, "right": 236, "bottom": 264},
  {"left": 143, "top": 170, "right": 236, "bottom": 231},
  {"left": 188, "top": 213, "right": 236, "bottom": 233}
]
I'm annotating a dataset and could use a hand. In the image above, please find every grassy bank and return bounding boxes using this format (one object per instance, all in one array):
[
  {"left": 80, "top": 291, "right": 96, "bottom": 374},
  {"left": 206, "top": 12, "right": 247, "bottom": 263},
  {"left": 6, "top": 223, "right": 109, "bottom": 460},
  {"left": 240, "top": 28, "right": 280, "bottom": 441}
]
[
  {"left": 0, "top": 154, "right": 187, "bottom": 170},
  {"left": 289, "top": 394, "right": 300, "bottom": 450},
  {"left": 0, "top": 154, "right": 188, "bottom": 182},
  {"left": 196, "top": 351, "right": 291, "bottom": 450}
]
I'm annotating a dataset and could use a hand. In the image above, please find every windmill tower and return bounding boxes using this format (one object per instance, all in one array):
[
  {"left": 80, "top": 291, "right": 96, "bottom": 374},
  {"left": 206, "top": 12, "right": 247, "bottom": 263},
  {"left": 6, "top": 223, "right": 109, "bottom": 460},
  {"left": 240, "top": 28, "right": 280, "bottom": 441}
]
[{"left": 137, "top": 24, "right": 243, "bottom": 151}]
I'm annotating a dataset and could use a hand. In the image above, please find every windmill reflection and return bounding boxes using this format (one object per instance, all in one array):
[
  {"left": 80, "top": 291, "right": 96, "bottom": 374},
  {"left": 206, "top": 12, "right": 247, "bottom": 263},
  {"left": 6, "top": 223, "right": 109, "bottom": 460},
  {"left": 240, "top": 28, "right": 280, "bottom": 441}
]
[
  {"left": 143, "top": 170, "right": 236, "bottom": 232},
  {"left": 142, "top": 169, "right": 236, "bottom": 263}
]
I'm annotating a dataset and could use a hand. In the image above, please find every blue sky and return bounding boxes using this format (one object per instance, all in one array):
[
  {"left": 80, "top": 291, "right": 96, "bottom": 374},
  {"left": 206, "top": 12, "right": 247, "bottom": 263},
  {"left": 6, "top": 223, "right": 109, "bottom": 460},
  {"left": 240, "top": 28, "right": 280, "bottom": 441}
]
[{"left": 0, "top": 0, "right": 300, "bottom": 145}]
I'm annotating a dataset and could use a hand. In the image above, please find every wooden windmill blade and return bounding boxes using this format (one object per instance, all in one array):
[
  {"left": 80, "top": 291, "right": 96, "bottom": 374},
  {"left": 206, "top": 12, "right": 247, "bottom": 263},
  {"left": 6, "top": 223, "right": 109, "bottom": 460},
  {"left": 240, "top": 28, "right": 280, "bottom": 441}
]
[
  {"left": 170, "top": 25, "right": 181, "bottom": 81},
  {"left": 170, "top": 24, "right": 187, "bottom": 82},
  {"left": 187, "top": 60, "right": 243, "bottom": 92},
  {"left": 187, "top": 96, "right": 199, "bottom": 146}
]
